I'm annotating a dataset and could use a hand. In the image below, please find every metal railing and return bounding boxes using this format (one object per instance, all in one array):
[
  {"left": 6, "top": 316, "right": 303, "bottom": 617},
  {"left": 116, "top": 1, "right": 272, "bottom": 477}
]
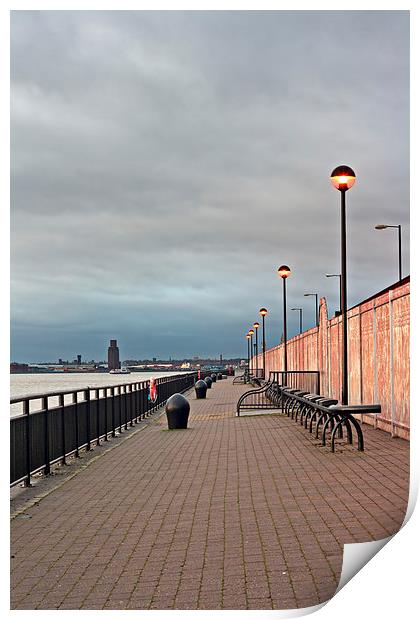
[
  {"left": 269, "top": 371, "right": 320, "bottom": 394},
  {"left": 10, "top": 373, "right": 197, "bottom": 487}
]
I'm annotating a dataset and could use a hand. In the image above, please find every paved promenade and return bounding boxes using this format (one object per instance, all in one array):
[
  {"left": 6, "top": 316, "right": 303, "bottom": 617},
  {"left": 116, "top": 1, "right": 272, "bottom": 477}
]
[{"left": 11, "top": 380, "right": 409, "bottom": 610}]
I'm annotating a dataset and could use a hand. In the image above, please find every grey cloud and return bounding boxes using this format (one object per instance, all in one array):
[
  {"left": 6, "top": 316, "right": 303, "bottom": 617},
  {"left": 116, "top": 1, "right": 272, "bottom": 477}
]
[{"left": 11, "top": 11, "right": 409, "bottom": 361}]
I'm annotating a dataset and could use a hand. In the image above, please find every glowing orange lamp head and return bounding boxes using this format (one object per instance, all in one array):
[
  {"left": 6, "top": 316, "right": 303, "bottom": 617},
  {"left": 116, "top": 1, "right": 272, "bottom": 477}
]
[
  {"left": 246, "top": 334, "right": 251, "bottom": 339},
  {"left": 259, "top": 307, "right": 268, "bottom": 317},
  {"left": 330, "top": 165, "right": 356, "bottom": 191},
  {"left": 277, "top": 265, "right": 291, "bottom": 279},
  {"left": 253, "top": 322, "right": 260, "bottom": 330},
  {"left": 248, "top": 329, "right": 254, "bottom": 336}
]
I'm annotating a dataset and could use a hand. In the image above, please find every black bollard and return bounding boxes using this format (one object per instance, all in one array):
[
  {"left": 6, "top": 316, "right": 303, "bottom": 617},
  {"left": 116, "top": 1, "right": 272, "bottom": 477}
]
[
  {"left": 195, "top": 380, "right": 208, "bottom": 399},
  {"left": 211, "top": 373, "right": 217, "bottom": 383},
  {"left": 204, "top": 376, "right": 213, "bottom": 389},
  {"left": 165, "top": 393, "right": 190, "bottom": 429},
  {"left": 217, "top": 373, "right": 223, "bottom": 380}
]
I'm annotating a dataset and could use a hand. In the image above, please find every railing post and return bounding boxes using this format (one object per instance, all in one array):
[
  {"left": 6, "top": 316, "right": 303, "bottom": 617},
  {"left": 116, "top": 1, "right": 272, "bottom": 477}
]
[
  {"left": 124, "top": 385, "right": 128, "bottom": 430},
  {"left": 24, "top": 399, "right": 32, "bottom": 487},
  {"left": 119, "top": 386, "right": 123, "bottom": 433},
  {"left": 111, "top": 386, "right": 116, "bottom": 437},
  {"left": 59, "top": 393, "right": 66, "bottom": 465},
  {"left": 73, "top": 391, "right": 80, "bottom": 458},
  {"left": 96, "top": 388, "right": 100, "bottom": 446},
  {"left": 86, "top": 388, "right": 91, "bottom": 451},
  {"left": 129, "top": 384, "right": 134, "bottom": 427},
  {"left": 104, "top": 388, "right": 109, "bottom": 441},
  {"left": 142, "top": 382, "right": 146, "bottom": 418},
  {"left": 133, "top": 383, "right": 137, "bottom": 423},
  {"left": 43, "top": 395, "right": 51, "bottom": 475}
]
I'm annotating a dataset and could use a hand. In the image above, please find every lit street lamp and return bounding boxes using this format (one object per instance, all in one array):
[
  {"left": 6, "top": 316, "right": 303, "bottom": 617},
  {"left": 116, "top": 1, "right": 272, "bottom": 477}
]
[
  {"left": 259, "top": 307, "right": 268, "bottom": 379},
  {"left": 375, "top": 224, "right": 402, "bottom": 281},
  {"left": 330, "top": 165, "right": 356, "bottom": 405},
  {"left": 253, "top": 322, "right": 260, "bottom": 376},
  {"left": 325, "top": 274, "right": 342, "bottom": 314},
  {"left": 248, "top": 329, "right": 254, "bottom": 376},
  {"left": 277, "top": 265, "right": 291, "bottom": 373},
  {"left": 291, "top": 307, "right": 303, "bottom": 334},
  {"left": 246, "top": 333, "right": 251, "bottom": 375},
  {"left": 303, "top": 293, "right": 319, "bottom": 327}
]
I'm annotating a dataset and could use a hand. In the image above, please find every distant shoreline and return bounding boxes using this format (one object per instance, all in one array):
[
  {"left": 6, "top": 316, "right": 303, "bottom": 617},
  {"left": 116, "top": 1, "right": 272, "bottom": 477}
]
[{"left": 10, "top": 368, "right": 196, "bottom": 375}]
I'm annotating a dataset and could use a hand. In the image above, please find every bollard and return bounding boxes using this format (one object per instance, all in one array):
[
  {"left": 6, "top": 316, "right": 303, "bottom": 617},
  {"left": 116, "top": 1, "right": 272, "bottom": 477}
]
[
  {"left": 195, "top": 380, "right": 208, "bottom": 399},
  {"left": 204, "top": 376, "right": 213, "bottom": 389},
  {"left": 217, "top": 373, "right": 223, "bottom": 380},
  {"left": 165, "top": 393, "right": 190, "bottom": 429},
  {"left": 211, "top": 373, "right": 217, "bottom": 383}
]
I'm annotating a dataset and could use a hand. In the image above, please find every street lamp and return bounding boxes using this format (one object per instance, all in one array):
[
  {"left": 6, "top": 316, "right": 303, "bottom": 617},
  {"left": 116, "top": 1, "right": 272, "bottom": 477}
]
[
  {"left": 277, "top": 265, "right": 291, "bottom": 373},
  {"left": 259, "top": 307, "right": 268, "bottom": 379},
  {"left": 253, "top": 322, "right": 260, "bottom": 377},
  {"left": 330, "top": 165, "right": 356, "bottom": 405},
  {"left": 303, "top": 293, "right": 319, "bottom": 327},
  {"left": 291, "top": 308, "right": 303, "bottom": 334},
  {"left": 246, "top": 333, "right": 251, "bottom": 377},
  {"left": 248, "top": 329, "right": 254, "bottom": 376},
  {"left": 375, "top": 224, "right": 402, "bottom": 281},
  {"left": 325, "top": 274, "right": 342, "bottom": 314}
]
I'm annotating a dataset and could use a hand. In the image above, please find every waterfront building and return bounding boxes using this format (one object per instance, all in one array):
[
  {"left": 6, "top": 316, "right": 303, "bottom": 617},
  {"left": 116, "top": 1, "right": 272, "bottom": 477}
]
[{"left": 107, "top": 339, "right": 120, "bottom": 370}]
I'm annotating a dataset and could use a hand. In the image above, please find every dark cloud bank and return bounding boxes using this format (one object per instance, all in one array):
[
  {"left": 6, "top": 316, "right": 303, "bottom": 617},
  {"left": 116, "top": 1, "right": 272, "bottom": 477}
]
[{"left": 11, "top": 11, "right": 409, "bottom": 362}]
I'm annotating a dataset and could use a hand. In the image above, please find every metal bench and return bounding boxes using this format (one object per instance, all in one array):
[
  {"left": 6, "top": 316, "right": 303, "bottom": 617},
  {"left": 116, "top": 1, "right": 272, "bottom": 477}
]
[
  {"left": 237, "top": 376, "right": 381, "bottom": 452},
  {"left": 277, "top": 386, "right": 381, "bottom": 452}
]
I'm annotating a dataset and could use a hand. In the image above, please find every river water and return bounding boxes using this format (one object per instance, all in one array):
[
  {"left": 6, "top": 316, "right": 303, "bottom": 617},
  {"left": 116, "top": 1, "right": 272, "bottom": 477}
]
[{"left": 10, "top": 371, "right": 192, "bottom": 417}]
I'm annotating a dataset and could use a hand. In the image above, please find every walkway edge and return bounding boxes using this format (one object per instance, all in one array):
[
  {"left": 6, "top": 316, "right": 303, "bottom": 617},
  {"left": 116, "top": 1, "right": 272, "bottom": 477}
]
[{"left": 10, "top": 391, "right": 193, "bottom": 520}]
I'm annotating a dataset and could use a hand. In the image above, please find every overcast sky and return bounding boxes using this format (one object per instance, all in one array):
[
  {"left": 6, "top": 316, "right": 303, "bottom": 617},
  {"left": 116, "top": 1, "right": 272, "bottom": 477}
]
[{"left": 11, "top": 10, "right": 409, "bottom": 362}]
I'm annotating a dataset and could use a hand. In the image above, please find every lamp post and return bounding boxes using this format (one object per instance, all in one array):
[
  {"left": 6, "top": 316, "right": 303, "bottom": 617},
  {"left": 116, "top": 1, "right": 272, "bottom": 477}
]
[
  {"left": 325, "top": 274, "right": 342, "bottom": 314},
  {"left": 375, "top": 224, "right": 402, "bottom": 281},
  {"left": 303, "top": 293, "right": 318, "bottom": 327},
  {"left": 248, "top": 329, "right": 254, "bottom": 376},
  {"left": 330, "top": 165, "right": 356, "bottom": 405},
  {"left": 291, "top": 308, "right": 303, "bottom": 334},
  {"left": 259, "top": 307, "right": 268, "bottom": 379},
  {"left": 253, "top": 322, "right": 260, "bottom": 377},
  {"left": 277, "top": 265, "right": 291, "bottom": 373},
  {"left": 246, "top": 333, "right": 251, "bottom": 377}
]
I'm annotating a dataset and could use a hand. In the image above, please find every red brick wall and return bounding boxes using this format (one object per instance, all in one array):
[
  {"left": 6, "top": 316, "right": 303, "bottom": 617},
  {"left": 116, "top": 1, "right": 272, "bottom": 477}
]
[{"left": 253, "top": 278, "right": 410, "bottom": 439}]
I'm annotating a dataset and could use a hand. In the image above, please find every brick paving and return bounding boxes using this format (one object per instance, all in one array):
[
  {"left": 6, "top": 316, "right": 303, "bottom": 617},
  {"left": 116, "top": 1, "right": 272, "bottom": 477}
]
[{"left": 10, "top": 379, "right": 409, "bottom": 610}]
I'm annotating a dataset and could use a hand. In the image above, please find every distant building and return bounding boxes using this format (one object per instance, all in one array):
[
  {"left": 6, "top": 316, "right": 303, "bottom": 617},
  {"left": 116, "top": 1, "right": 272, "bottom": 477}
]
[
  {"left": 10, "top": 362, "right": 29, "bottom": 374},
  {"left": 77, "top": 354, "right": 82, "bottom": 365},
  {"left": 108, "top": 339, "right": 120, "bottom": 370}
]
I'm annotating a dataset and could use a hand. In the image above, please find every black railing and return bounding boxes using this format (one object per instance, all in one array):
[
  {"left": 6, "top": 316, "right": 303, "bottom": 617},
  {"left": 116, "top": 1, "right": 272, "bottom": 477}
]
[
  {"left": 269, "top": 371, "right": 320, "bottom": 395},
  {"left": 10, "top": 373, "right": 197, "bottom": 487}
]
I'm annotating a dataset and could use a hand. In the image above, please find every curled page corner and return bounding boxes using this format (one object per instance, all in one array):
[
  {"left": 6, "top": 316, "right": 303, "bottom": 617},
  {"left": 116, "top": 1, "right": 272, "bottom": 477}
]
[
  {"left": 335, "top": 536, "right": 393, "bottom": 595},
  {"left": 334, "top": 481, "right": 417, "bottom": 598}
]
